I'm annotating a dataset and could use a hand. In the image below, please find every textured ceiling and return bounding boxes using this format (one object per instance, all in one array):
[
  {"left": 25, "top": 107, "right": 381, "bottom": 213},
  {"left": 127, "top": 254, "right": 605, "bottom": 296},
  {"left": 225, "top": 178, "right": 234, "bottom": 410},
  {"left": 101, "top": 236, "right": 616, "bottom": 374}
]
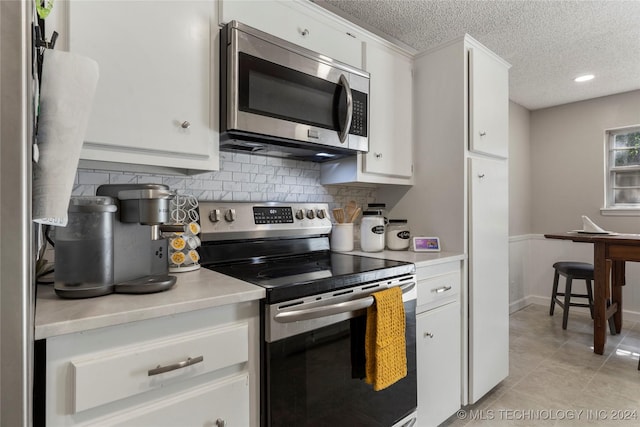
[{"left": 316, "top": 0, "right": 640, "bottom": 110}]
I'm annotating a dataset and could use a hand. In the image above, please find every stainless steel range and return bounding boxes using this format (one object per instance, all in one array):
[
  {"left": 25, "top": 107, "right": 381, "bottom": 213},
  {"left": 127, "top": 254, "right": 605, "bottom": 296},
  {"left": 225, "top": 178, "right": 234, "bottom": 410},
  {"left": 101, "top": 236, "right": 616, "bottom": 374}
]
[{"left": 198, "top": 202, "right": 418, "bottom": 427}]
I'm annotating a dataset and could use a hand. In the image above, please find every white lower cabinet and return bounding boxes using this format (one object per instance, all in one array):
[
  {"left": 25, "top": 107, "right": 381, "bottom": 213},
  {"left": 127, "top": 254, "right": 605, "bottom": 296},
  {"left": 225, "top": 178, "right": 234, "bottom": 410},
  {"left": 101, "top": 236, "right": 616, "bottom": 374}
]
[
  {"left": 415, "top": 261, "right": 462, "bottom": 427},
  {"left": 43, "top": 302, "right": 259, "bottom": 427},
  {"left": 417, "top": 301, "right": 461, "bottom": 427},
  {"left": 90, "top": 373, "right": 249, "bottom": 427}
]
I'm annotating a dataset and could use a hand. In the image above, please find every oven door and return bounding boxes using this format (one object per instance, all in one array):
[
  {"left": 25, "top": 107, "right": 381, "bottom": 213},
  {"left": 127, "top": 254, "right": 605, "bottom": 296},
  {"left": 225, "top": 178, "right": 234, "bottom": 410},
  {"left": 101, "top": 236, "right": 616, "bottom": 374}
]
[
  {"left": 263, "top": 278, "right": 417, "bottom": 427},
  {"left": 223, "top": 21, "right": 369, "bottom": 153}
]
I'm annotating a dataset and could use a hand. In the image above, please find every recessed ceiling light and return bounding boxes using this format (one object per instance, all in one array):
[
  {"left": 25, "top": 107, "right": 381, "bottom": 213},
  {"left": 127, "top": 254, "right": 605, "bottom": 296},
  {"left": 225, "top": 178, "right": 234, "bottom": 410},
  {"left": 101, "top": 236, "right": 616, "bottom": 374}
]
[{"left": 574, "top": 74, "right": 595, "bottom": 82}]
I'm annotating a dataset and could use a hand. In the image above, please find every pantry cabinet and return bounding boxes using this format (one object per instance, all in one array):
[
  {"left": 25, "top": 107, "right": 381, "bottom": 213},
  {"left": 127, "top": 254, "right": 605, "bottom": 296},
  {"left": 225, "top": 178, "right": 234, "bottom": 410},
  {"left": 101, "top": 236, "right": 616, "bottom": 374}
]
[
  {"left": 468, "top": 45, "right": 509, "bottom": 158},
  {"left": 416, "top": 260, "right": 462, "bottom": 427},
  {"left": 42, "top": 302, "right": 259, "bottom": 427},
  {"left": 218, "top": 0, "right": 363, "bottom": 69},
  {"left": 382, "top": 34, "right": 510, "bottom": 406},
  {"left": 65, "top": 0, "right": 219, "bottom": 173}
]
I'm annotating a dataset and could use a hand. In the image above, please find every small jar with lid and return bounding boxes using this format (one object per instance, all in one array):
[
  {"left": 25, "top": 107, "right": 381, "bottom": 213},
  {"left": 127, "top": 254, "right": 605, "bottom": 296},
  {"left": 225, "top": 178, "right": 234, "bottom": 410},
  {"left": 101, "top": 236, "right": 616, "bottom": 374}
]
[
  {"left": 367, "top": 203, "right": 388, "bottom": 224},
  {"left": 360, "top": 210, "right": 385, "bottom": 252},
  {"left": 386, "top": 219, "right": 411, "bottom": 250}
]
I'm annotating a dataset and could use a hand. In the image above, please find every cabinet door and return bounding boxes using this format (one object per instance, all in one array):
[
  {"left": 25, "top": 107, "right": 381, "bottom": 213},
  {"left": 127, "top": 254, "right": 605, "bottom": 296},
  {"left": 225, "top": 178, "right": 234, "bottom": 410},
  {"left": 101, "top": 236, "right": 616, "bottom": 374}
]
[
  {"left": 219, "top": 0, "right": 362, "bottom": 68},
  {"left": 69, "top": 0, "right": 218, "bottom": 171},
  {"left": 93, "top": 374, "right": 249, "bottom": 427},
  {"left": 468, "top": 46, "right": 509, "bottom": 158},
  {"left": 417, "top": 301, "right": 461, "bottom": 426},
  {"left": 468, "top": 157, "right": 509, "bottom": 403},
  {"left": 363, "top": 42, "right": 413, "bottom": 178}
]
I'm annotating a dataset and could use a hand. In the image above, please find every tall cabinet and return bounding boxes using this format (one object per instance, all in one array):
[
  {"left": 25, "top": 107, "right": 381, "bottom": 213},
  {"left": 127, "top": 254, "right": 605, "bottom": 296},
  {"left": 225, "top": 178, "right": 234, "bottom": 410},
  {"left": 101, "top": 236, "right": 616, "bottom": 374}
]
[{"left": 380, "top": 34, "right": 510, "bottom": 405}]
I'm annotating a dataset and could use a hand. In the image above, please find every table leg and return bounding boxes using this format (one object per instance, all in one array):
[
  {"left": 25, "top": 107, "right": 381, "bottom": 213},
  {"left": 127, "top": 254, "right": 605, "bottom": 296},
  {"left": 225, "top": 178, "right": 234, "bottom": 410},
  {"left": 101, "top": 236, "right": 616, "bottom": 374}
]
[
  {"left": 593, "top": 242, "right": 607, "bottom": 354},
  {"left": 611, "top": 260, "right": 624, "bottom": 334}
]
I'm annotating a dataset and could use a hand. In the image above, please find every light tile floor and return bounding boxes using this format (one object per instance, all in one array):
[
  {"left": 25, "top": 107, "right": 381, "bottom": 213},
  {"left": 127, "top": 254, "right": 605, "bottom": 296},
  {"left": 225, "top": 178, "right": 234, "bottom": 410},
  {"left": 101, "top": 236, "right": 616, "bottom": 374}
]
[{"left": 442, "top": 304, "right": 640, "bottom": 426}]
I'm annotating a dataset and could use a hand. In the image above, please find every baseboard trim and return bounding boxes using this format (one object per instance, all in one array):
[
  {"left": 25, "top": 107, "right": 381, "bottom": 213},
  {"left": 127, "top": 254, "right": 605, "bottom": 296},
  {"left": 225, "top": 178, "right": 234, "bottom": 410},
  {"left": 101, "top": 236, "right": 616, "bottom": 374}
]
[{"left": 524, "top": 297, "right": 640, "bottom": 323}]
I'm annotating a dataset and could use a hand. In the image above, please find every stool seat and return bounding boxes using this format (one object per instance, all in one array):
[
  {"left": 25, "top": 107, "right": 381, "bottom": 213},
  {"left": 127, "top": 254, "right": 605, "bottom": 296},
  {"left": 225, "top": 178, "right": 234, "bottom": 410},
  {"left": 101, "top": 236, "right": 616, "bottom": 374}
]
[
  {"left": 550, "top": 261, "right": 594, "bottom": 329},
  {"left": 552, "top": 261, "right": 594, "bottom": 279}
]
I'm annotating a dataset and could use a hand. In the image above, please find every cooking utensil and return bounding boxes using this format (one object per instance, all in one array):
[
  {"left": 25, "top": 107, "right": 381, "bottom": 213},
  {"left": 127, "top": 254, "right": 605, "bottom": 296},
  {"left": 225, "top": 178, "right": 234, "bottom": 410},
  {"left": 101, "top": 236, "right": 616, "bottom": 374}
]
[
  {"left": 344, "top": 200, "right": 358, "bottom": 222},
  {"left": 348, "top": 207, "right": 362, "bottom": 223},
  {"left": 332, "top": 208, "right": 345, "bottom": 224}
]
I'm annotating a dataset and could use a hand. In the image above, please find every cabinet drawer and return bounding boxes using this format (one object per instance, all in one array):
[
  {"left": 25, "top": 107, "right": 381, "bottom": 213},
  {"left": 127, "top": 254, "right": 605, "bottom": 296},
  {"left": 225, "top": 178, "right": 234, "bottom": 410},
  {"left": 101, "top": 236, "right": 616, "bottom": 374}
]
[
  {"left": 91, "top": 373, "right": 249, "bottom": 427},
  {"left": 417, "top": 271, "right": 460, "bottom": 308},
  {"left": 72, "top": 323, "right": 248, "bottom": 413}
]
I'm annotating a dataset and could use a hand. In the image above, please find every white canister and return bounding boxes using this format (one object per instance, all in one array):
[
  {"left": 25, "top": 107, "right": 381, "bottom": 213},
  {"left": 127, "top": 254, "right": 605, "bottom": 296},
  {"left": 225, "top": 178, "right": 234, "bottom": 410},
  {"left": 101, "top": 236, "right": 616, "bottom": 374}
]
[
  {"left": 360, "top": 210, "right": 385, "bottom": 252},
  {"left": 330, "top": 223, "right": 354, "bottom": 252},
  {"left": 386, "top": 219, "right": 410, "bottom": 250}
]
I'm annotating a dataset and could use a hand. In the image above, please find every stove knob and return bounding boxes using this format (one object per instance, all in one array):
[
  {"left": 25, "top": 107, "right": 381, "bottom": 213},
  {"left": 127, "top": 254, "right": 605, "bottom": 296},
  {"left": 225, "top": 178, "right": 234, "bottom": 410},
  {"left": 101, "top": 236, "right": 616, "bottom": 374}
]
[
  {"left": 224, "top": 208, "right": 236, "bottom": 222},
  {"left": 209, "top": 209, "right": 221, "bottom": 223},
  {"left": 316, "top": 209, "right": 326, "bottom": 219},
  {"left": 295, "top": 209, "right": 305, "bottom": 220},
  {"left": 306, "top": 209, "right": 315, "bottom": 219}
]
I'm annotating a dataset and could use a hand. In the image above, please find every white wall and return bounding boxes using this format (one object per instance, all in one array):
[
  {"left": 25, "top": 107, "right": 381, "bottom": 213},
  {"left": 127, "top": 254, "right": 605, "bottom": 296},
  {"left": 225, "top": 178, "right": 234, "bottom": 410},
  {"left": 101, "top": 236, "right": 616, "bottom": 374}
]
[
  {"left": 508, "top": 102, "right": 531, "bottom": 236},
  {"left": 531, "top": 90, "right": 640, "bottom": 233},
  {"left": 511, "top": 90, "right": 640, "bottom": 320}
]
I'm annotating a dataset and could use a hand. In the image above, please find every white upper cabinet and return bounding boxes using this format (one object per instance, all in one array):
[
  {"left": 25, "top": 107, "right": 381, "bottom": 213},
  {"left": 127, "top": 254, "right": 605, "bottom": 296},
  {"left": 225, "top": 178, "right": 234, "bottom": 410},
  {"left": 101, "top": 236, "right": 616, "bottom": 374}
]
[
  {"left": 68, "top": 0, "right": 219, "bottom": 173},
  {"left": 362, "top": 42, "right": 413, "bottom": 178},
  {"left": 218, "top": 0, "right": 363, "bottom": 69},
  {"left": 468, "top": 43, "right": 510, "bottom": 158},
  {"left": 320, "top": 39, "right": 414, "bottom": 185}
]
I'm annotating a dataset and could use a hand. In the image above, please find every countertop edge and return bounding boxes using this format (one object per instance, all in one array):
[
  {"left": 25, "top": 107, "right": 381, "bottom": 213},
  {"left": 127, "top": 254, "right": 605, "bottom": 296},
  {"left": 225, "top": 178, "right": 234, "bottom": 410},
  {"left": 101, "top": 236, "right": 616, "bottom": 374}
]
[
  {"left": 343, "top": 249, "right": 466, "bottom": 267},
  {"left": 35, "top": 268, "right": 265, "bottom": 340}
]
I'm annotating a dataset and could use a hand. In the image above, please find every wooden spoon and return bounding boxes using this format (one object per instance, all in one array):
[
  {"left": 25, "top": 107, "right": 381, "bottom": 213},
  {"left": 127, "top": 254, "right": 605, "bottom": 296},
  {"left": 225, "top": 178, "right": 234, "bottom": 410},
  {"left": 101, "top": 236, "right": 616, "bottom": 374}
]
[
  {"left": 348, "top": 207, "right": 362, "bottom": 223},
  {"left": 332, "top": 208, "right": 345, "bottom": 224},
  {"left": 344, "top": 200, "right": 358, "bottom": 222}
]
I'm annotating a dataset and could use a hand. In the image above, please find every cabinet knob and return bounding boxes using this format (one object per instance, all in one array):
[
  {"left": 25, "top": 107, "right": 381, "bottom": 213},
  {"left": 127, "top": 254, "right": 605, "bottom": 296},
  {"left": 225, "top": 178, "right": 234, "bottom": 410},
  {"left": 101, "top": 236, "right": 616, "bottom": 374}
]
[
  {"left": 181, "top": 121, "right": 191, "bottom": 129},
  {"left": 424, "top": 332, "right": 434, "bottom": 338},
  {"left": 216, "top": 419, "right": 226, "bottom": 427},
  {"left": 375, "top": 152, "right": 382, "bottom": 159},
  {"left": 479, "top": 131, "right": 487, "bottom": 137},
  {"left": 301, "top": 28, "right": 310, "bottom": 37}
]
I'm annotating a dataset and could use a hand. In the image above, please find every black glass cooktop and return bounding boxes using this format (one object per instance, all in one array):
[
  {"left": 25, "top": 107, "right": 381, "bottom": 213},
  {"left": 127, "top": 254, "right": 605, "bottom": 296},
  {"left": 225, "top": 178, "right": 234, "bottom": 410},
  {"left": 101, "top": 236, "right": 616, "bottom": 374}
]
[{"left": 206, "top": 251, "right": 415, "bottom": 303}]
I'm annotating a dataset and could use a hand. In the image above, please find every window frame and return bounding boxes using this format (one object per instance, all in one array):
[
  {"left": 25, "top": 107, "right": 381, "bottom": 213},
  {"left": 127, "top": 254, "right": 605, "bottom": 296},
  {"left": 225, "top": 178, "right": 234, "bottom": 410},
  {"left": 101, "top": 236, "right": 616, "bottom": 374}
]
[{"left": 602, "top": 124, "right": 640, "bottom": 215}]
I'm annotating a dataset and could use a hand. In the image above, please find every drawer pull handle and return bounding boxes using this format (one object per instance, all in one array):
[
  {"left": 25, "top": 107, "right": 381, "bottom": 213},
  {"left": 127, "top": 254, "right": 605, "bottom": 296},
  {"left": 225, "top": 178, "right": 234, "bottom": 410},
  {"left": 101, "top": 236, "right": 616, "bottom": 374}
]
[
  {"left": 148, "top": 355, "right": 204, "bottom": 376},
  {"left": 432, "top": 285, "right": 452, "bottom": 294}
]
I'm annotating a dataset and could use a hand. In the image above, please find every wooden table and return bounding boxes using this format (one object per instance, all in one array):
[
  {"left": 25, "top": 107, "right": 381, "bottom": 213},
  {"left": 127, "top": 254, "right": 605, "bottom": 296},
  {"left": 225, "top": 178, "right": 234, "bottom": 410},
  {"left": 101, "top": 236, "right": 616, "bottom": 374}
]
[{"left": 544, "top": 233, "right": 640, "bottom": 354}]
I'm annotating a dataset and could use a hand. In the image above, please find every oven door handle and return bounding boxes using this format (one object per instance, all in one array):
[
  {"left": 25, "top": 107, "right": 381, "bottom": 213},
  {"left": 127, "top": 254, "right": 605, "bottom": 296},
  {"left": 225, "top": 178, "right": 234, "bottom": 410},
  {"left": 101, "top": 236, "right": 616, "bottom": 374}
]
[{"left": 274, "top": 282, "right": 415, "bottom": 323}]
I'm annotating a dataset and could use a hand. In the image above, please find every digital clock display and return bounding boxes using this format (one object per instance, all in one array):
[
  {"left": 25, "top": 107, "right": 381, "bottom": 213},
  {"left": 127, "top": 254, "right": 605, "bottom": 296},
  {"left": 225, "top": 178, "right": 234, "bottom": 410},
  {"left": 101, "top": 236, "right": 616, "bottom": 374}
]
[{"left": 253, "top": 206, "right": 294, "bottom": 224}]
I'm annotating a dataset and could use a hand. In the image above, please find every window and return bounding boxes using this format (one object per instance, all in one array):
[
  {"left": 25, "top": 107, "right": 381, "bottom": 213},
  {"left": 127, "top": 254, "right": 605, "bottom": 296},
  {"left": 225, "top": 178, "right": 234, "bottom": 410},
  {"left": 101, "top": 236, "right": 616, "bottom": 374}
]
[{"left": 606, "top": 125, "right": 640, "bottom": 209}]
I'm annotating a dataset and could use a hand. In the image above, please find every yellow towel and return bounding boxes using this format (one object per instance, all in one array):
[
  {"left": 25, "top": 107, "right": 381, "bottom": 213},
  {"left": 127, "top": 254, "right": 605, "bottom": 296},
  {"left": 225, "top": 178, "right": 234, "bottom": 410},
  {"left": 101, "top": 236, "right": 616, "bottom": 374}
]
[{"left": 365, "top": 286, "right": 407, "bottom": 391}]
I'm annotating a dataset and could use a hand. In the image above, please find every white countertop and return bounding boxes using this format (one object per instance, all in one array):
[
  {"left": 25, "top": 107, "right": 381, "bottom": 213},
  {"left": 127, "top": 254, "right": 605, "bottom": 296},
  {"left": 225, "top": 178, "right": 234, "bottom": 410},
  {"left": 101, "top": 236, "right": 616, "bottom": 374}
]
[
  {"left": 345, "top": 249, "right": 465, "bottom": 267},
  {"left": 35, "top": 268, "right": 265, "bottom": 340},
  {"left": 35, "top": 250, "right": 464, "bottom": 340}
]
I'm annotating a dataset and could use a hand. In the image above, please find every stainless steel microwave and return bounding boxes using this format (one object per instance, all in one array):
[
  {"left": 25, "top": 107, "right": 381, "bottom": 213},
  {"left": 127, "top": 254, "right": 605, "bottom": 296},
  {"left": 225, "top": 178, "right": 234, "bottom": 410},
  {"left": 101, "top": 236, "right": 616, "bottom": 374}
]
[{"left": 219, "top": 21, "right": 369, "bottom": 162}]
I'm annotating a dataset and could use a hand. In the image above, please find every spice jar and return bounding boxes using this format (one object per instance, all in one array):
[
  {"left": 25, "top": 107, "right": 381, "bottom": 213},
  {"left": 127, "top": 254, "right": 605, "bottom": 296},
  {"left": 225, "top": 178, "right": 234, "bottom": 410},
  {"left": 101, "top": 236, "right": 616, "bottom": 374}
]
[
  {"left": 360, "top": 210, "right": 385, "bottom": 252},
  {"left": 386, "top": 219, "right": 410, "bottom": 250}
]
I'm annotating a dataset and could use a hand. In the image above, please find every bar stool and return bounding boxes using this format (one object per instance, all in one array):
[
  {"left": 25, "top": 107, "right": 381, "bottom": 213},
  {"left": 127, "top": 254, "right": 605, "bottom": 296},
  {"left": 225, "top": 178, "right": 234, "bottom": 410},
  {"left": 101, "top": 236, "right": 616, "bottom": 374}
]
[{"left": 549, "top": 261, "right": 594, "bottom": 329}]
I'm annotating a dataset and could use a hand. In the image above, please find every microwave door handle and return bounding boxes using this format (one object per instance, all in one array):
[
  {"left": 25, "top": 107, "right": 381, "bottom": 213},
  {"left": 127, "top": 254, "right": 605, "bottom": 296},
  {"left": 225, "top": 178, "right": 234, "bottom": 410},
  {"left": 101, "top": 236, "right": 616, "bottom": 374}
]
[{"left": 338, "top": 74, "right": 353, "bottom": 144}]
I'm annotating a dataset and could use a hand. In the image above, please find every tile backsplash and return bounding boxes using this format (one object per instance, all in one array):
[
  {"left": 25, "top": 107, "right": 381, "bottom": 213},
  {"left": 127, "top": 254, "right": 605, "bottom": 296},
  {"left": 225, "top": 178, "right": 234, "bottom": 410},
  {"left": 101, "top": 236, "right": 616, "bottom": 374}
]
[{"left": 73, "top": 152, "right": 378, "bottom": 211}]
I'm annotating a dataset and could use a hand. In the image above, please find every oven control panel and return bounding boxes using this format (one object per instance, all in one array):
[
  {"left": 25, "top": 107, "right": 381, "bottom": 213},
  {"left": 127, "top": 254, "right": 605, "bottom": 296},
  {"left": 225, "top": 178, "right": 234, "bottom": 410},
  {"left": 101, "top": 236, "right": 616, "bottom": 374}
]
[{"left": 199, "top": 202, "right": 332, "bottom": 241}]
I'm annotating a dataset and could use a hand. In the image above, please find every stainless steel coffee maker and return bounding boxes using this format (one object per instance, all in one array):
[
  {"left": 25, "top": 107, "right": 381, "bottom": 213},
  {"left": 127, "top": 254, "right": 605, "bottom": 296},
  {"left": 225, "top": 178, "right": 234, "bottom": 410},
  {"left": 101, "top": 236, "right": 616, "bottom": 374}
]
[{"left": 54, "top": 184, "right": 177, "bottom": 298}]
